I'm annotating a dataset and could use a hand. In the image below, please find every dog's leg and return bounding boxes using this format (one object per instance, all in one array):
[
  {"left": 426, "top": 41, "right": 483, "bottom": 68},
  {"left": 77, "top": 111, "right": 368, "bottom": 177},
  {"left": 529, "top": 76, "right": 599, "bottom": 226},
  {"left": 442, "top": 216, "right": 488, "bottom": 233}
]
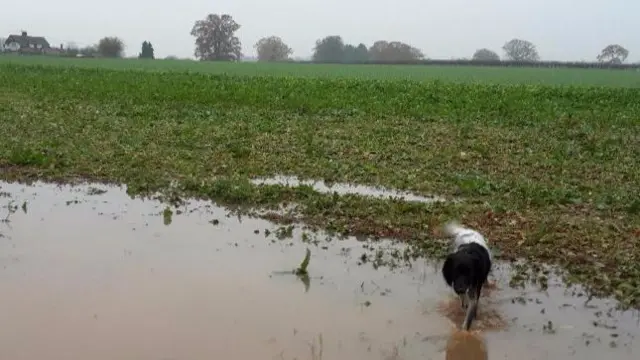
[
  {"left": 462, "top": 295, "right": 479, "bottom": 331},
  {"left": 467, "top": 284, "right": 482, "bottom": 324},
  {"left": 459, "top": 293, "right": 468, "bottom": 309},
  {"left": 476, "top": 282, "right": 485, "bottom": 301}
]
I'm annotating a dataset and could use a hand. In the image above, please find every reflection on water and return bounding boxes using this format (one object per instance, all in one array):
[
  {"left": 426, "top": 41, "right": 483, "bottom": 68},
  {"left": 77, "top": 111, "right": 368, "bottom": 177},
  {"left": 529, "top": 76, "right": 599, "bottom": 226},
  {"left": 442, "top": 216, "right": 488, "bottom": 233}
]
[
  {"left": 0, "top": 180, "right": 638, "bottom": 360},
  {"left": 251, "top": 175, "right": 454, "bottom": 203}
]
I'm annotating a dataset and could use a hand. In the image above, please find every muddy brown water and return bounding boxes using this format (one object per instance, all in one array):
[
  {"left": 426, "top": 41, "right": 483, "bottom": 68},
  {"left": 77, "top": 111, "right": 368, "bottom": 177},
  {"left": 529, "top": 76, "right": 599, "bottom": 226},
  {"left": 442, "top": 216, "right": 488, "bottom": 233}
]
[{"left": 0, "top": 180, "right": 638, "bottom": 360}]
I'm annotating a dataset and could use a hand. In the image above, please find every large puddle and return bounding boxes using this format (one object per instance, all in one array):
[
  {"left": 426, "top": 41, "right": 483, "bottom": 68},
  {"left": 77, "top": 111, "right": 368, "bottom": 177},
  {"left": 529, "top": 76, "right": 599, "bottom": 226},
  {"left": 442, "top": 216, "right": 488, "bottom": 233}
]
[{"left": 0, "top": 180, "right": 638, "bottom": 360}]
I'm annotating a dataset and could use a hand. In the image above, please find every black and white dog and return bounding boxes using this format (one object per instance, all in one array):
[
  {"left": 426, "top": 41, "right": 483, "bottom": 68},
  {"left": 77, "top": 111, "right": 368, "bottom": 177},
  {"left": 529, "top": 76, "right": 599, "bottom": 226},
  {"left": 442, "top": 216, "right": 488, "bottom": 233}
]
[{"left": 441, "top": 221, "right": 492, "bottom": 330}]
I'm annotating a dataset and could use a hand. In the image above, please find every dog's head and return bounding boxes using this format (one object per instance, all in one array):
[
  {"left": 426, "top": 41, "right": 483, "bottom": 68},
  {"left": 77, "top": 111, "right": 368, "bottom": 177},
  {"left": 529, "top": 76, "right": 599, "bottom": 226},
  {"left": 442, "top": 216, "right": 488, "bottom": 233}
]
[
  {"left": 452, "top": 263, "right": 472, "bottom": 294},
  {"left": 443, "top": 254, "right": 474, "bottom": 295}
]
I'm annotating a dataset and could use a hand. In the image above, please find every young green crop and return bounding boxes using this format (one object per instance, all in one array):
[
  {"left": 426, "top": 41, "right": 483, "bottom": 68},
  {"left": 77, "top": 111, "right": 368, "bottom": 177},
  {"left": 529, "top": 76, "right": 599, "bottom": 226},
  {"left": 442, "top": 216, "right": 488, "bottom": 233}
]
[
  {"left": 3, "top": 63, "right": 639, "bottom": 122},
  {"left": 1, "top": 62, "right": 639, "bottom": 308},
  {"left": 1, "top": 55, "right": 639, "bottom": 87}
]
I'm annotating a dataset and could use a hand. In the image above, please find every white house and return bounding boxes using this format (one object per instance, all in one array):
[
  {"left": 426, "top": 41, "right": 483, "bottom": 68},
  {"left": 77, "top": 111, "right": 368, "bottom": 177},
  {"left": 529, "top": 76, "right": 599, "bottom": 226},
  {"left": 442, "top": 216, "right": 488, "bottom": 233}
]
[{"left": 3, "top": 31, "right": 51, "bottom": 53}]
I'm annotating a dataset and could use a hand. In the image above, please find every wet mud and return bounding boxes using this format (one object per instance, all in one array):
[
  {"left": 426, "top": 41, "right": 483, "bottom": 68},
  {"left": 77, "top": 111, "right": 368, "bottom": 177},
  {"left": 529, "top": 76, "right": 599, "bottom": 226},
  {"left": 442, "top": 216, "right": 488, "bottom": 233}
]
[{"left": 0, "top": 180, "right": 638, "bottom": 360}]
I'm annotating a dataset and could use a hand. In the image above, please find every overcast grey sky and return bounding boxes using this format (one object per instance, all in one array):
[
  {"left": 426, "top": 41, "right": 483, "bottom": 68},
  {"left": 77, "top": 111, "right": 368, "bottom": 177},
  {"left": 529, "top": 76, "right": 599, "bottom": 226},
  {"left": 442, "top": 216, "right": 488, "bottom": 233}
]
[{"left": 3, "top": 0, "right": 638, "bottom": 61}]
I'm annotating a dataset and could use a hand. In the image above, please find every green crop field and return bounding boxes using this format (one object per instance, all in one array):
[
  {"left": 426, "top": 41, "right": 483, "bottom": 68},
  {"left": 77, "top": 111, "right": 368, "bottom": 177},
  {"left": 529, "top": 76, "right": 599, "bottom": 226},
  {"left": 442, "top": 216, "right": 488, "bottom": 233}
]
[
  {"left": 1, "top": 60, "right": 640, "bottom": 308},
  {"left": 1, "top": 54, "right": 640, "bottom": 87}
]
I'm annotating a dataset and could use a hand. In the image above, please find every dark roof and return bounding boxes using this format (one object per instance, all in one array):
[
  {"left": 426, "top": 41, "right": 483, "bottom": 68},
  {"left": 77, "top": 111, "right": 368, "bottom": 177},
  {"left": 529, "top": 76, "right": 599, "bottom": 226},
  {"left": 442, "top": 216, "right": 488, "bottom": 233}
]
[{"left": 5, "top": 33, "right": 50, "bottom": 48}]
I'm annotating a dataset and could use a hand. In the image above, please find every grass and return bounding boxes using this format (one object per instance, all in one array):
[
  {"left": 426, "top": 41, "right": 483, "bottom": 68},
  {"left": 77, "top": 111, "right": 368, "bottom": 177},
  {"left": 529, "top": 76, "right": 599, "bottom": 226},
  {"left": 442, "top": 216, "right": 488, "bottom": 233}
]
[
  {"left": 1, "top": 55, "right": 640, "bottom": 87},
  {"left": 1, "top": 61, "right": 639, "bottom": 308}
]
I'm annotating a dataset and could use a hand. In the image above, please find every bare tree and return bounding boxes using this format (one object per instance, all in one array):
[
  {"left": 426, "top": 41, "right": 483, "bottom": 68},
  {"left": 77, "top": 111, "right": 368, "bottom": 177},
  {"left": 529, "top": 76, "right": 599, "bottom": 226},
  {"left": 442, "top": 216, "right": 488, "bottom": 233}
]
[
  {"left": 62, "top": 42, "right": 79, "bottom": 57},
  {"left": 190, "top": 14, "right": 242, "bottom": 61},
  {"left": 597, "top": 44, "right": 629, "bottom": 64},
  {"left": 502, "top": 39, "right": 539, "bottom": 61},
  {"left": 97, "top": 37, "right": 125, "bottom": 58},
  {"left": 79, "top": 45, "right": 100, "bottom": 57},
  {"left": 368, "top": 40, "right": 424, "bottom": 62},
  {"left": 254, "top": 36, "right": 292, "bottom": 62},
  {"left": 472, "top": 48, "right": 500, "bottom": 61}
]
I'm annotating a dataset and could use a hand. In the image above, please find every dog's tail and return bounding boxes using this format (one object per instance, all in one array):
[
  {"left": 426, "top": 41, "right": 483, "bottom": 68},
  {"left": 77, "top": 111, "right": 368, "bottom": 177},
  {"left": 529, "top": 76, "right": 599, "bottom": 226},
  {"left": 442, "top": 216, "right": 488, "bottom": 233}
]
[
  {"left": 461, "top": 297, "right": 479, "bottom": 331},
  {"left": 443, "top": 221, "right": 467, "bottom": 238}
]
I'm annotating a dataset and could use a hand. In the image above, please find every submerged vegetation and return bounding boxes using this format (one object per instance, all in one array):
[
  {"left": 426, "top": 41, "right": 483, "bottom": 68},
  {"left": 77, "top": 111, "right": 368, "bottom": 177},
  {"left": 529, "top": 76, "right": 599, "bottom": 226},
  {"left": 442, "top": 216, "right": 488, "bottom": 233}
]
[
  {"left": 0, "top": 61, "right": 639, "bottom": 307},
  {"left": 295, "top": 248, "right": 312, "bottom": 276}
]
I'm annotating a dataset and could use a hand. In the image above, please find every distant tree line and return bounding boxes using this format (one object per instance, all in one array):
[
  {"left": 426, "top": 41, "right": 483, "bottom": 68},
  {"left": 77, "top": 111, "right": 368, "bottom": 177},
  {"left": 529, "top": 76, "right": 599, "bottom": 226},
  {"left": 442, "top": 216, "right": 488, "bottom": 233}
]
[
  {"left": 24, "top": 12, "right": 636, "bottom": 70},
  {"left": 187, "top": 14, "right": 426, "bottom": 63},
  {"left": 54, "top": 37, "right": 152, "bottom": 59},
  {"left": 295, "top": 59, "right": 639, "bottom": 70},
  {"left": 185, "top": 13, "right": 636, "bottom": 69}
]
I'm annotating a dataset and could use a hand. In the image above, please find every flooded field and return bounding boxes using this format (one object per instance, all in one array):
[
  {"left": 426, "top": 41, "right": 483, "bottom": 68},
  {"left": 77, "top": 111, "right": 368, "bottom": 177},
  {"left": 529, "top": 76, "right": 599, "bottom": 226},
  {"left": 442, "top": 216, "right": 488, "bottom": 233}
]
[{"left": 0, "top": 180, "right": 638, "bottom": 360}]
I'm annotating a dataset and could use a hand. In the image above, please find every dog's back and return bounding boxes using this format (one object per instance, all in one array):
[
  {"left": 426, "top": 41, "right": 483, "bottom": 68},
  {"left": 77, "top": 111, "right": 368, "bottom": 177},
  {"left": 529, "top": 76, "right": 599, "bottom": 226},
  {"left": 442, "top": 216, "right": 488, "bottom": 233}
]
[{"left": 444, "top": 221, "right": 491, "bottom": 261}]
